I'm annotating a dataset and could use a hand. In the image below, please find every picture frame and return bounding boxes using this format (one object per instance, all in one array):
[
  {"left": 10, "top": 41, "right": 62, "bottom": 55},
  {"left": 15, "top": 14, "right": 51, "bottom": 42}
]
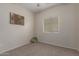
[{"left": 10, "top": 12, "right": 24, "bottom": 25}]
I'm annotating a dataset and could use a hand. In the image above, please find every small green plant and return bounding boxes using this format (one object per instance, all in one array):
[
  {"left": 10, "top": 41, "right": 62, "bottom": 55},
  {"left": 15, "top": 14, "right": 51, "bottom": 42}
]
[{"left": 30, "top": 37, "right": 38, "bottom": 43}]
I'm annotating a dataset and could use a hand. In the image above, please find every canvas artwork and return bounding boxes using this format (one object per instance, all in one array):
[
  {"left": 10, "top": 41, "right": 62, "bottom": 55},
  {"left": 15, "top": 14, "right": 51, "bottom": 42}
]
[{"left": 10, "top": 12, "right": 24, "bottom": 25}]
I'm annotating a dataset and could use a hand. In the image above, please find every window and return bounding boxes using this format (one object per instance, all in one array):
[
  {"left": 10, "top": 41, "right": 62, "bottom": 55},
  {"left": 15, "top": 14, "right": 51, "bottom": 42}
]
[{"left": 43, "top": 17, "right": 59, "bottom": 33}]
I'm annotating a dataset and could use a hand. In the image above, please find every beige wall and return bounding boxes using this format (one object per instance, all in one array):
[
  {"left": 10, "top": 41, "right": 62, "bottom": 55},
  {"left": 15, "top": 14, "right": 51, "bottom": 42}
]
[
  {"left": 74, "top": 4, "right": 79, "bottom": 51},
  {"left": 0, "top": 4, "right": 34, "bottom": 53},
  {"left": 0, "top": 3, "right": 79, "bottom": 53},
  {"left": 35, "top": 4, "right": 77, "bottom": 49}
]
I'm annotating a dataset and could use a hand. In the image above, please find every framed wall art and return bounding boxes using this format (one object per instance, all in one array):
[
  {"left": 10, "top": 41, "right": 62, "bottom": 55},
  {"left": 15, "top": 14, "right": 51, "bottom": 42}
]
[{"left": 10, "top": 12, "right": 24, "bottom": 25}]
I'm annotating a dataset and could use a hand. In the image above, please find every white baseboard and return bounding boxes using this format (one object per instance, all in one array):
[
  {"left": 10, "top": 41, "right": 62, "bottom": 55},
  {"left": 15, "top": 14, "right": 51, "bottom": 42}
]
[
  {"left": 39, "top": 41, "right": 77, "bottom": 51},
  {"left": 0, "top": 42, "right": 30, "bottom": 54},
  {"left": 0, "top": 41, "right": 78, "bottom": 54}
]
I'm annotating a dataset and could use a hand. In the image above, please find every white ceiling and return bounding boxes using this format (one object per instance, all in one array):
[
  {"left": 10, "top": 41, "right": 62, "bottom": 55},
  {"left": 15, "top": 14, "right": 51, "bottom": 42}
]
[{"left": 16, "top": 3, "right": 65, "bottom": 13}]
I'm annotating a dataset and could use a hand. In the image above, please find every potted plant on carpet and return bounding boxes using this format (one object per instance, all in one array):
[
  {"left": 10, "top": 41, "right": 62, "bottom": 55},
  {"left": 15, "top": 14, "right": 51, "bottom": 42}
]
[{"left": 30, "top": 37, "right": 38, "bottom": 43}]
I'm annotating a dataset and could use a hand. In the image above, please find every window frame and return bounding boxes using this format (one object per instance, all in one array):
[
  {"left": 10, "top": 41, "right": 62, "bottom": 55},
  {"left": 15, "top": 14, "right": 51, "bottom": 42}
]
[{"left": 43, "top": 16, "right": 60, "bottom": 33}]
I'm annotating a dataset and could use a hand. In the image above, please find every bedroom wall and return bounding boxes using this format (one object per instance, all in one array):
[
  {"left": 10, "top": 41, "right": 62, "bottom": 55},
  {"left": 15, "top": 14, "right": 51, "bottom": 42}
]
[
  {"left": 74, "top": 4, "right": 79, "bottom": 51},
  {"left": 0, "top": 3, "right": 79, "bottom": 53},
  {"left": 35, "top": 4, "right": 77, "bottom": 49},
  {"left": 0, "top": 4, "right": 34, "bottom": 53}
]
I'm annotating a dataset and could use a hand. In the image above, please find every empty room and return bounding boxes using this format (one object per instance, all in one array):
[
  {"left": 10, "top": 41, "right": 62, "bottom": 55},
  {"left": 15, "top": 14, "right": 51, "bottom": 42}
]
[{"left": 0, "top": 3, "right": 79, "bottom": 56}]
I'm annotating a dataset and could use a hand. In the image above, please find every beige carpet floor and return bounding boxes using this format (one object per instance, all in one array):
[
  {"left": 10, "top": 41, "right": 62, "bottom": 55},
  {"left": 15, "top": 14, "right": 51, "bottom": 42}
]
[{"left": 0, "top": 42, "right": 79, "bottom": 56}]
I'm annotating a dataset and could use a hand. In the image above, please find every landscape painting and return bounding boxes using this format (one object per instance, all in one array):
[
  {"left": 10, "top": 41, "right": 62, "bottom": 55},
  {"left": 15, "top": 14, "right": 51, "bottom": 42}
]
[{"left": 10, "top": 12, "right": 24, "bottom": 25}]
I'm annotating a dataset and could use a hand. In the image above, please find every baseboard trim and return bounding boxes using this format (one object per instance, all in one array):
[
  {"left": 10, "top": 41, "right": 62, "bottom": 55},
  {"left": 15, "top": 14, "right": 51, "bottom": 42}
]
[
  {"left": 0, "top": 42, "right": 30, "bottom": 54},
  {"left": 39, "top": 41, "right": 77, "bottom": 51},
  {"left": 0, "top": 41, "right": 78, "bottom": 54}
]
